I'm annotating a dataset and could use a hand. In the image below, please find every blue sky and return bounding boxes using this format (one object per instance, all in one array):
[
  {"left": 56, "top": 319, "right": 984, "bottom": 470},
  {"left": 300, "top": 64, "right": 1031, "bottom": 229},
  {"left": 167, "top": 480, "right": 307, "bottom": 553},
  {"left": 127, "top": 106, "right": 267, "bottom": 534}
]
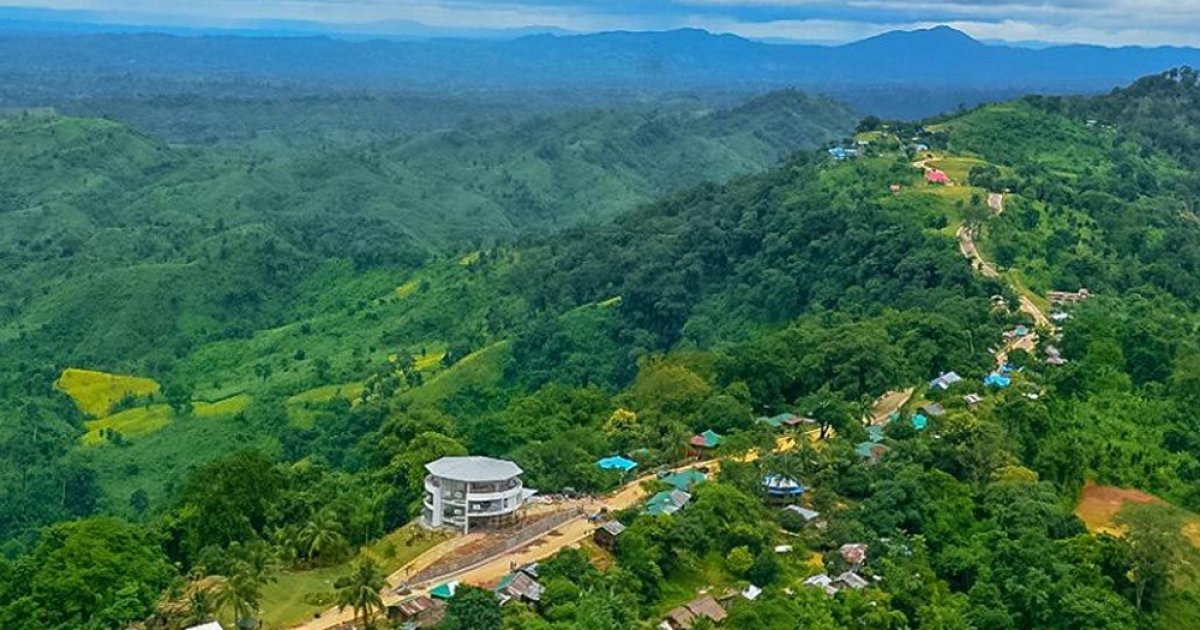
[{"left": 4, "top": 1, "right": 1200, "bottom": 46}]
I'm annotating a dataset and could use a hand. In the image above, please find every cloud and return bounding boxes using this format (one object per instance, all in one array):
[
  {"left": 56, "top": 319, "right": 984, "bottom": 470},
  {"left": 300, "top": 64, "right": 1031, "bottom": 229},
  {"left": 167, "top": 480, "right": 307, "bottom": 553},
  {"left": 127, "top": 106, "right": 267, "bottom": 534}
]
[{"left": 2, "top": 0, "right": 1200, "bottom": 46}]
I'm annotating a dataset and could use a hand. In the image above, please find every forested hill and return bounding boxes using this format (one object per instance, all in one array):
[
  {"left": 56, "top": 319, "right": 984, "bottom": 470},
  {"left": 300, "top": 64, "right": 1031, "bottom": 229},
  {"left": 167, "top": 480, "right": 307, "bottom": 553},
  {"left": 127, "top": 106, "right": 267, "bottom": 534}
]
[
  {"left": 0, "top": 91, "right": 853, "bottom": 365},
  {"left": 6, "top": 71, "right": 1200, "bottom": 630}
]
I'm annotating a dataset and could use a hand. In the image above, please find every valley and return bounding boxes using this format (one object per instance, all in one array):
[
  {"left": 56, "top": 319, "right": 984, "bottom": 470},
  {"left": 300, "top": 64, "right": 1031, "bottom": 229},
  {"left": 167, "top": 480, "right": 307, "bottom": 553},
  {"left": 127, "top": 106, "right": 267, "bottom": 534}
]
[{"left": 2, "top": 23, "right": 1200, "bottom": 629}]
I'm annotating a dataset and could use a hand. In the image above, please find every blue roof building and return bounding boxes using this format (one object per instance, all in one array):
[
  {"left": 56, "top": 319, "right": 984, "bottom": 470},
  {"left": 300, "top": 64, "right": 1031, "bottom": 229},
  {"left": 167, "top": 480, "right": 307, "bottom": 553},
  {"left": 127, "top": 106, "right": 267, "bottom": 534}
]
[
  {"left": 597, "top": 455, "right": 637, "bottom": 472},
  {"left": 911, "top": 414, "right": 929, "bottom": 431},
  {"left": 984, "top": 373, "right": 1012, "bottom": 388}
]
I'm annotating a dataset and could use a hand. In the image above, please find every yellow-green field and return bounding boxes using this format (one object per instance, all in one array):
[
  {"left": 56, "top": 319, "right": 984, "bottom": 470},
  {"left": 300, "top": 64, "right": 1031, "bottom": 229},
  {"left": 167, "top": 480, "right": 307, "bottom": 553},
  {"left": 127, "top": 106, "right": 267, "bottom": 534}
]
[
  {"left": 413, "top": 347, "right": 447, "bottom": 371},
  {"left": 83, "top": 405, "right": 172, "bottom": 445},
  {"left": 286, "top": 382, "right": 365, "bottom": 428},
  {"left": 56, "top": 368, "right": 160, "bottom": 417},
  {"left": 395, "top": 277, "right": 421, "bottom": 298},
  {"left": 193, "top": 393, "right": 252, "bottom": 418}
]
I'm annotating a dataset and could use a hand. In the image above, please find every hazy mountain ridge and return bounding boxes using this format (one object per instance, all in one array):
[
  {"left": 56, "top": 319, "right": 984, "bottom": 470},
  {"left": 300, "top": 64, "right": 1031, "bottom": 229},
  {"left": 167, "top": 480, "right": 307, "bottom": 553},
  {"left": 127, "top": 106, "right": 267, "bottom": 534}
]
[{"left": 4, "top": 25, "right": 1200, "bottom": 118}]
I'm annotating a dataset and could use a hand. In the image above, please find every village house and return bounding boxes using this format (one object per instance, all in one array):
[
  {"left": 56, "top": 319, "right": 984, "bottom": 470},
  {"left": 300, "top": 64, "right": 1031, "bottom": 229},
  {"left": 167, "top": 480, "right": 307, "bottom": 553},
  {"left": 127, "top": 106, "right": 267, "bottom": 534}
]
[
  {"left": 1048, "top": 288, "right": 1091, "bottom": 305},
  {"left": 762, "top": 474, "right": 806, "bottom": 503},
  {"left": 828, "top": 146, "right": 859, "bottom": 160},
  {"left": 926, "top": 169, "right": 950, "bottom": 184},
  {"left": 929, "top": 371, "right": 963, "bottom": 390},
  {"left": 834, "top": 571, "right": 870, "bottom": 590},
  {"left": 856, "top": 441, "right": 890, "bottom": 464},
  {"left": 386, "top": 595, "right": 444, "bottom": 627},
  {"left": 661, "top": 469, "right": 707, "bottom": 492},
  {"left": 661, "top": 595, "right": 728, "bottom": 630},
  {"left": 783, "top": 504, "right": 822, "bottom": 525},
  {"left": 920, "top": 402, "right": 946, "bottom": 417},
  {"left": 687, "top": 430, "right": 724, "bottom": 457},
  {"left": 1045, "top": 345, "right": 1068, "bottom": 366},
  {"left": 644, "top": 489, "right": 692, "bottom": 516},
  {"left": 840, "top": 543, "right": 868, "bottom": 567},
  {"left": 184, "top": 623, "right": 224, "bottom": 630},
  {"left": 803, "top": 573, "right": 839, "bottom": 597},
  {"left": 495, "top": 570, "right": 545, "bottom": 606},
  {"left": 593, "top": 519, "right": 627, "bottom": 550},
  {"left": 963, "top": 393, "right": 984, "bottom": 407}
]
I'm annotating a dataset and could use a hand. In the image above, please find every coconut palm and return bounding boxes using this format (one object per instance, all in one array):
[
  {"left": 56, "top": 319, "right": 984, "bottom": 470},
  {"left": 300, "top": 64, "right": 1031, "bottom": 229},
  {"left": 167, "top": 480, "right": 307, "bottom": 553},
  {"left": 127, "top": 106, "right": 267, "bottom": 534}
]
[
  {"left": 299, "top": 509, "right": 347, "bottom": 564},
  {"left": 335, "top": 558, "right": 387, "bottom": 630},
  {"left": 214, "top": 567, "right": 263, "bottom": 630}
]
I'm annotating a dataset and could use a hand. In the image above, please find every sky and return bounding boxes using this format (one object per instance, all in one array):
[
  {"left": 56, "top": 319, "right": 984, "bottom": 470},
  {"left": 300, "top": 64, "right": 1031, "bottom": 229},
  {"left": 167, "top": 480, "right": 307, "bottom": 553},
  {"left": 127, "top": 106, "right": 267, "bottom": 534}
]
[{"left": 3, "top": 0, "right": 1200, "bottom": 47}]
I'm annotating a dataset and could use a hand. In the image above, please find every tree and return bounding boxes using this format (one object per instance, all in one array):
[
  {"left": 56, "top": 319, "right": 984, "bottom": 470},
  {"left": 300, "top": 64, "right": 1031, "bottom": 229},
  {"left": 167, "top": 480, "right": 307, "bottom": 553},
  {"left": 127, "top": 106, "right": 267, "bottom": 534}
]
[
  {"left": 1117, "top": 503, "right": 1183, "bottom": 611},
  {"left": 726, "top": 546, "right": 754, "bottom": 576},
  {"left": 129, "top": 489, "right": 150, "bottom": 518},
  {"left": 215, "top": 566, "right": 265, "bottom": 629},
  {"left": 300, "top": 510, "right": 348, "bottom": 565},
  {"left": 444, "top": 584, "right": 502, "bottom": 630},
  {"left": 14, "top": 517, "right": 174, "bottom": 628},
  {"left": 163, "top": 382, "right": 193, "bottom": 416},
  {"left": 335, "top": 558, "right": 386, "bottom": 630}
]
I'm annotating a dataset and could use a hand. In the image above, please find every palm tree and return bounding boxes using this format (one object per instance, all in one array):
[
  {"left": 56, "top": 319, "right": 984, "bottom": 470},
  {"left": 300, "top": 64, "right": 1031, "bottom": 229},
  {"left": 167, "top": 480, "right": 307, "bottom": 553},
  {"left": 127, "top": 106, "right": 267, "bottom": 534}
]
[
  {"left": 214, "top": 571, "right": 260, "bottom": 629},
  {"left": 335, "top": 558, "right": 387, "bottom": 630},
  {"left": 299, "top": 510, "right": 347, "bottom": 565}
]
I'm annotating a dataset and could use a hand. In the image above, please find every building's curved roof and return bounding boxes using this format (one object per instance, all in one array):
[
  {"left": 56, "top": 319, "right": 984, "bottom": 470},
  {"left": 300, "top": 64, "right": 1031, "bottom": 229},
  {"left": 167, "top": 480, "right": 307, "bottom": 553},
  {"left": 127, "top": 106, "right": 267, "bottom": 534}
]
[{"left": 426, "top": 456, "right": 522, "bottom": 482}]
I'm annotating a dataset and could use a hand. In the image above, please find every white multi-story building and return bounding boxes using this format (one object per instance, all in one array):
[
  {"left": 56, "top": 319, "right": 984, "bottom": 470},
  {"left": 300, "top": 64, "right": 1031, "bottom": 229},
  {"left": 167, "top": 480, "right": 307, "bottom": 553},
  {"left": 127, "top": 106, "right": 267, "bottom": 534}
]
[{"left": 422, "top": 456, "right": 531, "bottom": 533}]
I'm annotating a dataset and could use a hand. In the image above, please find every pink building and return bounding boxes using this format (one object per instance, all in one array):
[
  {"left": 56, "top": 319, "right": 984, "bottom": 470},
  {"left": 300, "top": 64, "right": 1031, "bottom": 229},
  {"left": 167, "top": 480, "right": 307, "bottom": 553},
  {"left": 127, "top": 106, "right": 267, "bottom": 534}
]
[{"left": 926, "top": 169, "right": 949, "bottom": 184}]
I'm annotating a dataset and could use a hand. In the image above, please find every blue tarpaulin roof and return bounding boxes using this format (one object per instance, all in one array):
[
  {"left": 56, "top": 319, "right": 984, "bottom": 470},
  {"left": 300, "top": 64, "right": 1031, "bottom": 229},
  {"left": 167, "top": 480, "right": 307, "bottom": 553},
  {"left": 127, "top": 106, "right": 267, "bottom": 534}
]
[
  {"left": 597, "top": 455, "right": 637, "bottom": 472},
  {"left": 911, "top": 414, "right": 929, "bottom": 430},
  {"left": 984, "top": 374, "right": 1012, "bottom": 388}
]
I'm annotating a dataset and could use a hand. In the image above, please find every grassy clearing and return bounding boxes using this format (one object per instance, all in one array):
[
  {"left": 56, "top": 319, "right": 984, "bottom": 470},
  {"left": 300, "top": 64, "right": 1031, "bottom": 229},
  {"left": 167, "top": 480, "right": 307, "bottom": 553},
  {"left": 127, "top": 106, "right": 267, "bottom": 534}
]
[
  {"left": 401, "top": 341, "right": 510, "bottom": 407},
  {"left": 286, "top": 382, "right": 365, "bottom": 429},
  {"left": 395, "top": 277, "right": 421, "bottom": 298},
  {"left": 56, "top": 368, "right": 160, "bottom": 417},
  {"left": 1075, "top": 482, "right": 1162, "bottom": 536},
  {"left": 82, "top": 405, "right": 173, "bottom": 445},
  {"left": 414, "top": 348, "right": 447, "bottom": 371},
  {"left": 651, "top": 552, "right": 735, "bottom": 617},
  {"left": 259, "top": 524, "right": 449, "bottom": 629},
  {"left": 1076, "top": 483, "right": 1200, "bottom": 626},
  {"left": 929, "top": 156, "right": 987, "bottom": 183}
]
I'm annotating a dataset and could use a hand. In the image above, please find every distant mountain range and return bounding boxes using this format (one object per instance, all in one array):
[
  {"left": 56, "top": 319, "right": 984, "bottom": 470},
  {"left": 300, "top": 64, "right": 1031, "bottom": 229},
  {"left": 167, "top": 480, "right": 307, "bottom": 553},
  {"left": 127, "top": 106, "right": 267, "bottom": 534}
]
[{"left": 3, "top": 19, "right": 1200, "bottom": 118}]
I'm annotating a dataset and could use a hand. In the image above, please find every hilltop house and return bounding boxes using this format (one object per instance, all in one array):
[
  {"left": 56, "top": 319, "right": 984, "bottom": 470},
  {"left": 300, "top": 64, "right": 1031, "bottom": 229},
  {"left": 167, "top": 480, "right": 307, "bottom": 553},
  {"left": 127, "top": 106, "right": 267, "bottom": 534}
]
[
  {"left": 828, "top": 146, "right": 859, "bottom": 160},
  {"left": 926, "top": 169, "right": 950, "bottom": 184}
]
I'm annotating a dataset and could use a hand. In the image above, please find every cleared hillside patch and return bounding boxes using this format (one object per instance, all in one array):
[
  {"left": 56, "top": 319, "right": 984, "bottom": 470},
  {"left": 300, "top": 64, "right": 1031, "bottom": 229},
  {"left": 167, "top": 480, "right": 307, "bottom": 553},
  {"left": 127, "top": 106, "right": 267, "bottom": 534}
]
[
  {"left": 82, "top": 405, "right": 172, "bottom": 445},
  {"left": 56, "top": 368, "right": 160, "bottom": 417},
  {"left": 193, "top": 393, "right": 252, "bottom": 418}
]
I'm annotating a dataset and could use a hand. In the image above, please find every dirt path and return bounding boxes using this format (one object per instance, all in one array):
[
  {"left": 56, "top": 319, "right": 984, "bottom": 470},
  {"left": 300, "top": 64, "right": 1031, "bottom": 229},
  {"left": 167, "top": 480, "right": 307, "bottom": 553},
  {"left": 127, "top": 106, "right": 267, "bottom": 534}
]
[{"left": 869, "top": 388, "right": 915, "bottom": 425}]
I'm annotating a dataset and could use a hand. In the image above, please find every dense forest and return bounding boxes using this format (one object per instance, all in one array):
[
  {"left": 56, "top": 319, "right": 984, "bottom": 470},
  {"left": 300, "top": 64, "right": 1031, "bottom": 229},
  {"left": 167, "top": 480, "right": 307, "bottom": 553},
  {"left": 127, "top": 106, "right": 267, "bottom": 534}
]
[{"left": 3, "top": 68, "right": 1200, "bottom": 630}]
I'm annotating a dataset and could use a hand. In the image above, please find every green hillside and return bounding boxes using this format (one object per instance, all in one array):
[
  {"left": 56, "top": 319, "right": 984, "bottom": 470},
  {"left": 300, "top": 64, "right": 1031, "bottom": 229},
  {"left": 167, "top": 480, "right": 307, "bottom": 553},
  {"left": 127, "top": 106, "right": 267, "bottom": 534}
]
[{"left": 5, "top": 74, "right": 1200, "bottom": 630}]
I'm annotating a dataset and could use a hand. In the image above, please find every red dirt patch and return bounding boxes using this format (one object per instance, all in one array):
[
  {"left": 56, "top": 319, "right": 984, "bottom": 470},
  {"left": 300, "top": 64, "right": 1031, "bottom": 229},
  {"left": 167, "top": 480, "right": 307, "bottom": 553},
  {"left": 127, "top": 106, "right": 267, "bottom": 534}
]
[{"left": 1076, "top": 481, "right": 1163, "bottom": 536}]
